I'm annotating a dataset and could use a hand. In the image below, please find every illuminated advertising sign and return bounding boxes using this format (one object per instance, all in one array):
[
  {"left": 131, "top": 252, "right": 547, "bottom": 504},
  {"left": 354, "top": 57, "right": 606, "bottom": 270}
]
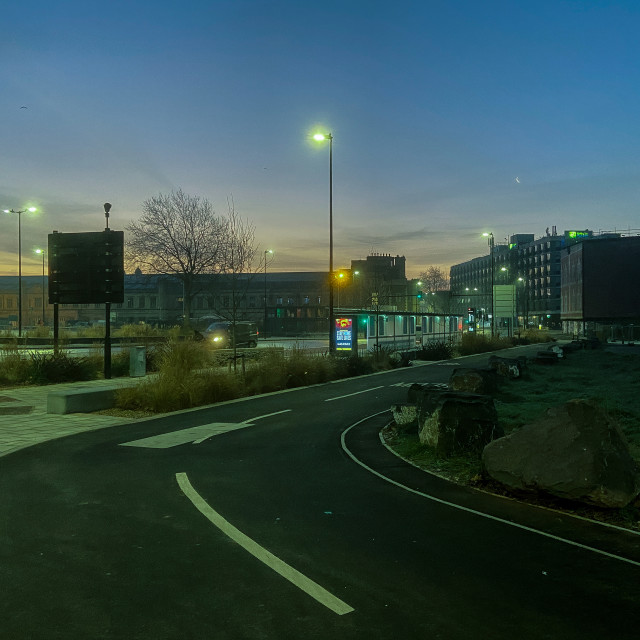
[{"left": 335, "top": 317, "right": 355, "bottom": 351}]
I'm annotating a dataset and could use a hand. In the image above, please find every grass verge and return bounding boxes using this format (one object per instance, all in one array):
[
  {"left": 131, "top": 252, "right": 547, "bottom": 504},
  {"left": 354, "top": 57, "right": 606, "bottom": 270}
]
[{"left": 384, "top": 347, "right": 640, "bottom": 532}]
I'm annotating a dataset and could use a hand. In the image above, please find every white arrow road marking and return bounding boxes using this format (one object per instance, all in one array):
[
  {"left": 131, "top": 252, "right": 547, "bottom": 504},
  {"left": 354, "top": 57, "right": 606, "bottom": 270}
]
[
  {"left": 120, "top": 410, "right": 291, "bottom": 449},
  {"left": 176, "top": 472, "right": 354, "bottom": 615}
]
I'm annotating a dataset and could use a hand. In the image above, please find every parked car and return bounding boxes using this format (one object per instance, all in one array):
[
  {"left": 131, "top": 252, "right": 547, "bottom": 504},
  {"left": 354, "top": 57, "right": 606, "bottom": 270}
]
[{"left": 203, "top": 321, "right": 259, "bottom": 348}]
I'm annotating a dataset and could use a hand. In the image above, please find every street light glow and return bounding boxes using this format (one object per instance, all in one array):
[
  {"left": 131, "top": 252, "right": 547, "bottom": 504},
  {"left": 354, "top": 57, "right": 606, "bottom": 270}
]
[{"left": 313, "top": 133, "right": 327, "bottom": 141}]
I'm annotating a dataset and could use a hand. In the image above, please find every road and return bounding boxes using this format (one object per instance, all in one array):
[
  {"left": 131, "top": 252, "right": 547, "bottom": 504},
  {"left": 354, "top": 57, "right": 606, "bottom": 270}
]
[{"left": 1, "top": 348, "right": 639, "bottom": 639}]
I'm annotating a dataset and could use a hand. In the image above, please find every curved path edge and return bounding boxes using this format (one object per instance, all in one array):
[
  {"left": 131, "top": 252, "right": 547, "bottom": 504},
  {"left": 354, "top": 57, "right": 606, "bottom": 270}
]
[{"left": 341, "top": 411, "right": 640, "bottom": 568}]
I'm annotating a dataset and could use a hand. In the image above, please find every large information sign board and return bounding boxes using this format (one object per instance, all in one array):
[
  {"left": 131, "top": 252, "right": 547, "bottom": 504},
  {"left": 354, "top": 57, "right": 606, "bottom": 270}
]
[
  {"left": 335, "top": 316, "right": 357, "bottom": 352},
  {"left": 48, "top": 230, "right": 125, "bottom": 304}
]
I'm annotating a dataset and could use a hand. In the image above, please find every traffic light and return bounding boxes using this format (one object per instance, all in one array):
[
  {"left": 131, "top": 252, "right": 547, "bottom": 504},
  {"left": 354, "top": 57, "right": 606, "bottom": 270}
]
[{"left": 417, "top": 291, "right": 423, "bottom": 299}]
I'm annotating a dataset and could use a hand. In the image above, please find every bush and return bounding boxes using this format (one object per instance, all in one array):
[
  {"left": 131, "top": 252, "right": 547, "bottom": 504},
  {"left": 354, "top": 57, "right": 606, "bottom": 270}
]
[
  {"left": 416, "top": 340, "right": 454, "bottom": 361},
  {"left": 26, "top": 351, "right": 100, "bottom": 384},
  {"left": 455, "top": 333, "right": 514, "bottom": 356},
  {"left": 0, "top": 349, "right": 31, "bottom": 385},
  {"left": 114, "top": 323, "right": 165, "bottom": 338},
  {"left": 156, "top": 338, "right": 210, "bottom": 378}
]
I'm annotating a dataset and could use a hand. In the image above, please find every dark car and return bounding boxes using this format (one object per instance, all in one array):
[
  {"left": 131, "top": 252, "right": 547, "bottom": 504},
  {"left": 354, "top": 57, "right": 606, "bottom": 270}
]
[{"left": 204, "top": 321, "right": 259, "bottom": 348}]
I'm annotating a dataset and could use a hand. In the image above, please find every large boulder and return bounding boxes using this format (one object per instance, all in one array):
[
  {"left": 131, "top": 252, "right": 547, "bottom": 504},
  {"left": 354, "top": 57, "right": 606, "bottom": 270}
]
[
  {"left": 449, "top": 368, "right": 498, "bottom": 394},
  {"left": 488, "top": 355, "right": 526, "bottom": 379},
  {"left": 482, "top": 399, "right": 640, "bottom": 508},
  {"left": 418, "top": 394, "right": 503, "bottom": 457}
]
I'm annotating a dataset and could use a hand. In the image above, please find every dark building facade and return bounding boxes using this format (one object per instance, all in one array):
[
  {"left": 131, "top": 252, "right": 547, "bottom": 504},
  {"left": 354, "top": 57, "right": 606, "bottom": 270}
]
[
  {"left": 449, "top": 228, "right": 635, "bottom": 332},
  {"left": 561, "top": 236, "right": 640, "bottom": 337}
]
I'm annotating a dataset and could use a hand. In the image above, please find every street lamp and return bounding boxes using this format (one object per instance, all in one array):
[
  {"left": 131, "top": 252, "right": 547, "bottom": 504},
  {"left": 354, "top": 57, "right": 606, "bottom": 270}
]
[
  {"left": 35, "top": 248, "right": 46, "bottom": 325},
  {"left": 264, "top": 249, "right": 273, "bottom": 338},
  {"left": 482, "top": 232, "right": 495, "bottom": 337},
  {"left": 3, "top": 206, "right": 37, "bottom": 336},
  {"left": 313, "top": 132, "right": 335, "bottom": 352}
]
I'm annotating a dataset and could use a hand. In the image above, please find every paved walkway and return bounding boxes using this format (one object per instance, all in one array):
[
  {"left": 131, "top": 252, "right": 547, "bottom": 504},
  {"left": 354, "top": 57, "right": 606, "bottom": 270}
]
[{"left": 0, "top": 377, "right": 147, "bottom": 457}]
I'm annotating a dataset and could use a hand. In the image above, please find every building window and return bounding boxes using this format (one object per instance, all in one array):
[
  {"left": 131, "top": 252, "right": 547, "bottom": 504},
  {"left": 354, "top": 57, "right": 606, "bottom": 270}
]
[
  {"left": 150, "top": 297, "right": 157, "bottom": 309},
  {"left": 138, "top": 297, "right": 145, "bottom": 308},
  {"left": 249, "top": 296, "right": 256, "bottom": 308},
  {"left": 127, "top": 297, "right": 134, "bottom": 308}
]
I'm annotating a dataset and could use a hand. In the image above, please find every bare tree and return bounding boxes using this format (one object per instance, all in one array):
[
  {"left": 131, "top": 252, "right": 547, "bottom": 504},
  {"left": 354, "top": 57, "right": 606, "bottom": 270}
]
[
  {"left": 126, "top": 189, "right": 228, "bottom": 328},
  {"left": 419, "top": 265, "right": 450, "bottom": 293}
]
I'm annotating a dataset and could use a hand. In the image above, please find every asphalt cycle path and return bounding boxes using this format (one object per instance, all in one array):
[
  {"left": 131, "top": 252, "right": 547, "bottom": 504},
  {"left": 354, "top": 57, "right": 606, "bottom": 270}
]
[{"left": 1, "top": 347, "right": 639, "bottom": 639}]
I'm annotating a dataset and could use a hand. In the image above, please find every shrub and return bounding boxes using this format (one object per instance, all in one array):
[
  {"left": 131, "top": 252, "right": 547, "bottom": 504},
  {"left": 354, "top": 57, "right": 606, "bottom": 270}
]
[
  {"left": 0, "top": 349, "right": 31, "bottom": 385},
  {"left": 455, "top": 333, "right": 514, "bottom": 356},
  {"left": 416, "top": 340, "right": 454, "bottom": 361},
  {"left": 156, "top": 338, "right": 209, "bottom": 378},
  {"left": 114, "top": 323, "right": 165, "bottom": 338},
  {"left": 26, "top": 351, "right": 100, "bottom": 384}
]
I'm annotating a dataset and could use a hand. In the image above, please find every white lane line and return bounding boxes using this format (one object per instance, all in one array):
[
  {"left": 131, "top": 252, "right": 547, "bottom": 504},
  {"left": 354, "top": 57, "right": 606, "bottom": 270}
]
[
  {"left": 325, "top": 386, "right": 384, "bottom": 402},
  {"left": 341, "top": 413, "right": 640, "bottom": 569},
  {"left": 176, "top": 472, "right": 354, "bottom": 616},
  {"left": 250, "top": 410, "right": 292, "bottom": 421}
]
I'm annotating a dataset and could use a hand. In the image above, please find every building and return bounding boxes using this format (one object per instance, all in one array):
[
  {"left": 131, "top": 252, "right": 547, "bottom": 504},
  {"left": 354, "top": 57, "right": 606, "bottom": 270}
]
[
  {"left": 0, "top": 254, "right": 421, "bottom": 336},
  {"left": 449, "top": 228, "right": 637, "bottom": 334},
  {"left": 561, "top": 236, "right": 640, "bottom": 338}
]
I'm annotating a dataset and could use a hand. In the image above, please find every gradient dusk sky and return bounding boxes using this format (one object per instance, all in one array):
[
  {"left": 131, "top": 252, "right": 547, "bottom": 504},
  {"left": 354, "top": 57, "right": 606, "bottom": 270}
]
[{"left": 2, "top": 0, "right": 640, "bottom": 279}]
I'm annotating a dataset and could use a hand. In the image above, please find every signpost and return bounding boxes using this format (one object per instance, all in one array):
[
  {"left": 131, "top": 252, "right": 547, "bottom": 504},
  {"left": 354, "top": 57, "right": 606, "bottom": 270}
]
[{"left": 48, "top": 219, "right": 124, "bottom": 378}]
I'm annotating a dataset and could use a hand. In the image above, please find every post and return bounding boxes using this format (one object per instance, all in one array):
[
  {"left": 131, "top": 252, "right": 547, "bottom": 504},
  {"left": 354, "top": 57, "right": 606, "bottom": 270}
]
[
  {"left": 328, "top": 134, "right": 335, "bottom": 353},
  {"left": 488, "top": 234, "right": 495, "bottom": 337},
  {"left": 18, "top": 210, "right": 23, "bottom": 337},
  {"left": 105, "top": 302, "right": 111, "bottom": 379},
  {"left": 103, "top": 203, "right": 113, "bottom": 379},
  {"left": 41, "top": 250, "right": 46, "bottom": 324},
  {"left": 264, "top": 258, "right": 268, "bottom": 338},
  {"left": 53, "top": 303, "right": 59, "bottom": 355}
]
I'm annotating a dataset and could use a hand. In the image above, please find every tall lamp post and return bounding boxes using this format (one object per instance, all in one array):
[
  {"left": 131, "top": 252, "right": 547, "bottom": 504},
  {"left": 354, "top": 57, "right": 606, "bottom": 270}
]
[
  {"left": 35, "top": 248, "right": 46, "bottom": 325},
  {"left": 313, "top": 132, "right": 335, "bottom": 352},
  {"left": 482, "top": 232, "right": 495, "bottom": 337},
  {"left": 263, "top": 249, "right": 273, "bottom": 338},
  {"left": 3, "top": 206, "right": 37, "bottom": 336}
]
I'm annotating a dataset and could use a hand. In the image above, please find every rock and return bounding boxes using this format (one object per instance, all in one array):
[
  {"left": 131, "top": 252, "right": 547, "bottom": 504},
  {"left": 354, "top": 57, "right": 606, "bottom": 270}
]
[
  {"left": 391, "top": 404, "right": 418, "bottom": 432},
  {"left": 418, "top": 394, "right": 503, "bottom": 457},
  {"left": 482, "top": 399, "right": 640, "bottom": 508},
  {"left": 407, "top": 382, "right": 449, "bottom": 404},
  {"left": 488, "top": 355, "right": 526, "bottom": 378},
  {"left": 534, "top": 351, "right": 559, "bottom": 365},
  {"left": 449, "top": 368, "right": 498, "bottom": 394}
]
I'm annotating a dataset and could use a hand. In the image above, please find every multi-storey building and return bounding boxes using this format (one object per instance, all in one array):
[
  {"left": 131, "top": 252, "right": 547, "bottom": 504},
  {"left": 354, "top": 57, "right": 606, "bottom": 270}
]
[{"left": 449, "top": 229, "right": 629, "bottom": 332}]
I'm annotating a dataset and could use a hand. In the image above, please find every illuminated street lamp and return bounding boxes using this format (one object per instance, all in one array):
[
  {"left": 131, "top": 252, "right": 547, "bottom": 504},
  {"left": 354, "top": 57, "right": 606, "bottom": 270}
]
[
  {"left": 35, "top": 248, "right": 46, "bottom": 325},
  {"left": 482, "top": 232, "right": 495, "bottom": 337},
  {"left": 3, "top": 206, "right": 37, "bottom": 336},
  {"left": 264, "top": 249, "right": 273, "bottom": 338},
  {"left": 313, "top": 132, "right": 335, "bottom": 352}
]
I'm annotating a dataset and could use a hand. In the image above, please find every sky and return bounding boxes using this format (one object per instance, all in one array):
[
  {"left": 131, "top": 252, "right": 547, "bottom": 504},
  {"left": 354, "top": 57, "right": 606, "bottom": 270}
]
[{"left": 2, "top": 0, "right": 640, "bottom": 279}]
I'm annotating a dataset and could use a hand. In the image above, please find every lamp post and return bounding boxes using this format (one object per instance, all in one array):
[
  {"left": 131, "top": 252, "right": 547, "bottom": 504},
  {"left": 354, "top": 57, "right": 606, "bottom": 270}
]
[
  {"left": 35, "top": 249, "right": 46, "bottom": 325},
  {"left": 482, "top": 232, "right": 495, "bottom": 337},
  {"left": 3, "top": 206, "right": 37, "bottom": 336},
  {"left": 264, "top": 249, "right": 273, "bottom": 338},
  {"left": 313, "top": 132, "right": 335, "bottom": 352}
]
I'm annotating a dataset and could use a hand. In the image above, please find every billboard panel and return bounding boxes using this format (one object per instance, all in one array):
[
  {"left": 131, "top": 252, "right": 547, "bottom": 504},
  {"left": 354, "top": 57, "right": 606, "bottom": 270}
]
[
  {"left": 48, "top": 230, "right": 125, "bottom": 304},
  {"left": 335, "top": 317, "right": 356, "bottom": 351}
]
